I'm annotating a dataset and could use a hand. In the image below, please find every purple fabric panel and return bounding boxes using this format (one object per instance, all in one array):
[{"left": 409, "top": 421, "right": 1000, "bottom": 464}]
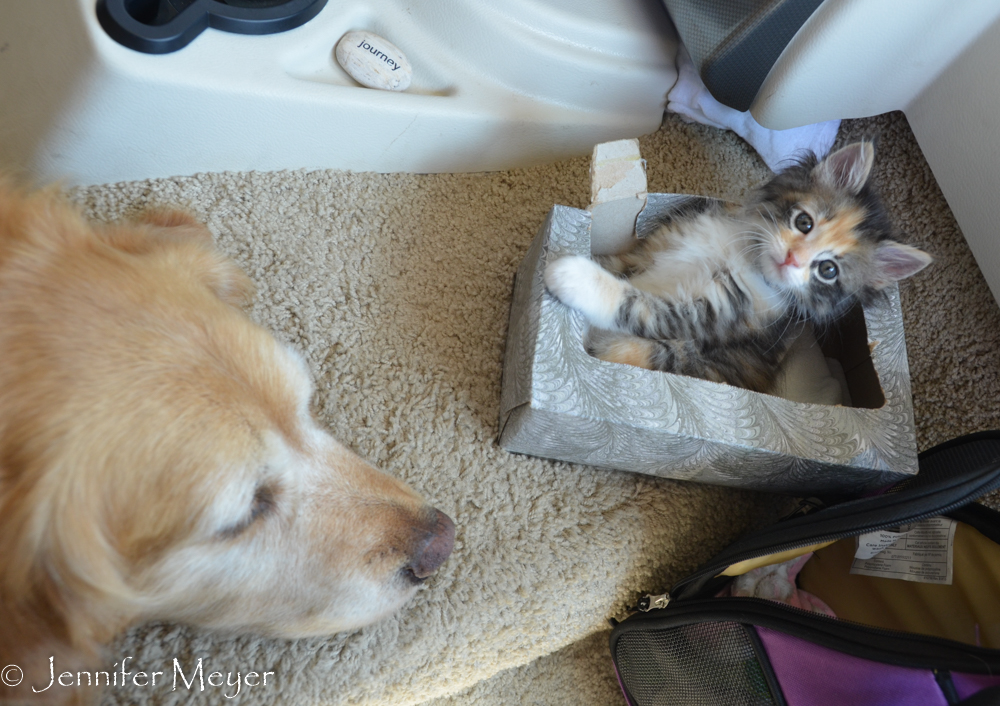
[
  {"left": 952, "top": 672, "right": 1000, "bottom": 700},
  {"left": 755, "top": 626, "right": 948, "bottom": 706}
]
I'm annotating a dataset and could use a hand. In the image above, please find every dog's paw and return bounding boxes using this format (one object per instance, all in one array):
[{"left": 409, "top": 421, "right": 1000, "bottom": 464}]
[{"left": 543, "top": 255, "right": 623, "bottom": 328}]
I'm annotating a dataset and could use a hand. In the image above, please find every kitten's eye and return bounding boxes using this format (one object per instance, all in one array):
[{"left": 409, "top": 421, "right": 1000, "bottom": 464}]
[
  {"left": 815, "top": 259, "right": 839, "bottom": 282},
  {"left": 794, "top": 212, "right": 814, "bottom": 234}
]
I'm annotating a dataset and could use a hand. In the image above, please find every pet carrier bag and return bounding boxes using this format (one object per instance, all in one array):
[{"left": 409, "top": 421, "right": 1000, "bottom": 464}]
[{"left": 610, "top": 431, "right": 1000, "bottom": 706}]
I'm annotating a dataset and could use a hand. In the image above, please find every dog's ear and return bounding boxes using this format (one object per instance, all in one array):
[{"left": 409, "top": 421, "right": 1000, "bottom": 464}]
[
  {"left": 0, "top": 473, "right": 127, "bottom": 699},
  {"left": 104, "top": 209, "right": 256, "bottom": 308}
]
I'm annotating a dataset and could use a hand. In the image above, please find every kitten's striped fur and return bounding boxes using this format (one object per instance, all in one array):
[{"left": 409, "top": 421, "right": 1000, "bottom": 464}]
[{"left": 544, "top": 142, "right": 932, "bottom": 394}]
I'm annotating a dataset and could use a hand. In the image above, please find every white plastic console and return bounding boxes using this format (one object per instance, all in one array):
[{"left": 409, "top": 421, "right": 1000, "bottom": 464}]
[{"left": 0, "top": 0, "right": 678, "bottom": 185}]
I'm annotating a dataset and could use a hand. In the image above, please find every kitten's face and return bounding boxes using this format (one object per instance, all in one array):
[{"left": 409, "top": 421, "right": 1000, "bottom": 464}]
[
  {"left": 756, "top": 141, "right": 931, "bottom": 320},
  {"left": 767, "top": 198, "right": 881, "bottom": 317}
]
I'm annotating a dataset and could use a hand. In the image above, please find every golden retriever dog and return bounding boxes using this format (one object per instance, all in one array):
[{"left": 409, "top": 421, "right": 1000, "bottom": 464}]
[{"left": 0, "top": 180, "right": 454, "bottom": 702}]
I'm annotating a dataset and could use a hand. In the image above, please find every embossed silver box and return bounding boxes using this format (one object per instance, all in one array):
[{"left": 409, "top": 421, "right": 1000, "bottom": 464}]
[{"left": 498, "top": 195, "right": 919, "bottom": 493}]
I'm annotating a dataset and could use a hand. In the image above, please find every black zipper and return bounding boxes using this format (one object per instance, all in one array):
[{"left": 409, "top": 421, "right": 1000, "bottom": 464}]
[
  {"left": 695, "top": 430, "right": 1000, "bottom": 568},
  {"left": 666, "top": 467, "right": 1000, "bottom": 601},
  {"left": 614, "top": 597, "right": 1000, "bottom": 674},
  {"left": 635, "top": 498, "right": 1000, "bottom": 614}
]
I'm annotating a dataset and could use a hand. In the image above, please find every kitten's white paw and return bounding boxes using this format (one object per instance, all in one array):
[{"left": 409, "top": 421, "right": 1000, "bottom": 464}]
[{"left": 544, "top": 255, "right": 623, "bottom": 328}]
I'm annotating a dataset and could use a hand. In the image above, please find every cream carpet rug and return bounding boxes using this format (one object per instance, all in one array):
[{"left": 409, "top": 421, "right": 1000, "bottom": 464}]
[{"left": 68, "top": 110, "right": 1000, "bottom": 706}]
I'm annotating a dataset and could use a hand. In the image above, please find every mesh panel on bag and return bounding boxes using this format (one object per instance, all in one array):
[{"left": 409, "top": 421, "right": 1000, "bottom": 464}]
[{"left": 614, "top": 622, "right": 778, "bottom": 706}]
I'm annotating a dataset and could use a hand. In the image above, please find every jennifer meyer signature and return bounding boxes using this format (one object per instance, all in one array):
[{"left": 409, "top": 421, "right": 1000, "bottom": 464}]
[{"left": 5, "top": 657, "right": 274, "bottom": 698}]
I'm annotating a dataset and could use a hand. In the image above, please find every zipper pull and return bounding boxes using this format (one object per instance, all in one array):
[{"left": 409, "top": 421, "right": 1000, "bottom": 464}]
[
  {"left": 637, "top": 592, "right": 671, "bottom": 612},
  {"left": 781, "top": 497, "right": 825, "bottom": 521}
]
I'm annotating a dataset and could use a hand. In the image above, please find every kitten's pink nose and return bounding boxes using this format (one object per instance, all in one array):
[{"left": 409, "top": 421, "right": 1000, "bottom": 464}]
[{"left": 782, "top": 250, "right": 800, "bottom": 268}]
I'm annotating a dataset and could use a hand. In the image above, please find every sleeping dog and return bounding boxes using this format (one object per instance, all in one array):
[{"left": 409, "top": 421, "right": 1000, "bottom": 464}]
[{"left": 0, "top": 180, "right": 454, "bottom": 701}]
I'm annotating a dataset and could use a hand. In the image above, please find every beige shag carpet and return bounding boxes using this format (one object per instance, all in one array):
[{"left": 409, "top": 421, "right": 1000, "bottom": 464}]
[{"left": 68, "top": 110, "right": 1000, "bottom": 706}]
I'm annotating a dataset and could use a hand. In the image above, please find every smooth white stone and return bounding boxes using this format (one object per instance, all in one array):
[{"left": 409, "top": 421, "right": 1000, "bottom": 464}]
[{"left": 335, "top": 30, "right": 412, "bottom": 92}]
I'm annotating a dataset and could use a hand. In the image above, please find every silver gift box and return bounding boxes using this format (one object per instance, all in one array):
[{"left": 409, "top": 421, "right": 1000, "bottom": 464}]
[{"left": 498, "top": 195, "right": 919, "bottom": 493}]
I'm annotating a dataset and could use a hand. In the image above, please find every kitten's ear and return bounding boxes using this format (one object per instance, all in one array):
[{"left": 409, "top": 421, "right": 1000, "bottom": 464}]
[
  {"left": 873, "top": 241, "right": 933, "bottom": 288},
  {"left": 814, "top": 141, "right": 875, "bottom": 194}
]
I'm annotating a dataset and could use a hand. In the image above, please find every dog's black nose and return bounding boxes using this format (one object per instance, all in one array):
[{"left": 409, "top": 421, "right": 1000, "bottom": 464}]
[{"left": 407, "top": 510, "right": 455, "bottom": 580}]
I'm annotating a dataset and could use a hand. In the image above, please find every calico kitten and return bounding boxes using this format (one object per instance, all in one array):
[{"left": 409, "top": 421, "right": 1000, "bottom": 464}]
[{"left": 544, "top": 141, "right": 932, "bottom": 394}]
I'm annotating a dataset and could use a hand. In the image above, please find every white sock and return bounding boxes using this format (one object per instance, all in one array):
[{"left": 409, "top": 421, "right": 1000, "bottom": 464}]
[{"left": 667, "top": 46, "right": 840, "bottom": 172}]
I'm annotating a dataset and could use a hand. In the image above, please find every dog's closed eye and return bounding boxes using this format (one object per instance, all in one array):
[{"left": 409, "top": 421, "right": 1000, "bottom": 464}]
[{"left": 220, "top": 484, "right": 277, "bottom": 539}]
